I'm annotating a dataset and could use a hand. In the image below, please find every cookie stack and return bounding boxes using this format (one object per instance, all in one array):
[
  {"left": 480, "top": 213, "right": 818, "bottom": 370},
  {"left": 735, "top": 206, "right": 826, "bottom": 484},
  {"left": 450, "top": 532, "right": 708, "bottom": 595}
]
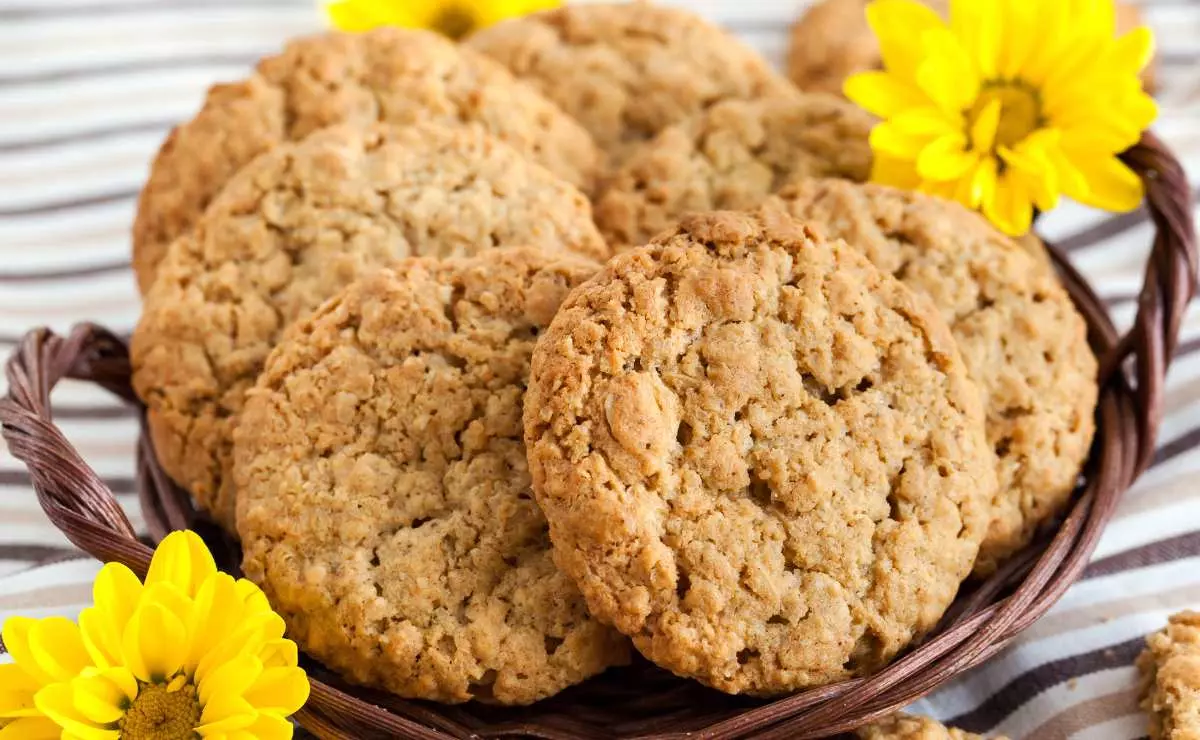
[{"left": 129, "top": 1, "right": 1097, "bottom": 716}]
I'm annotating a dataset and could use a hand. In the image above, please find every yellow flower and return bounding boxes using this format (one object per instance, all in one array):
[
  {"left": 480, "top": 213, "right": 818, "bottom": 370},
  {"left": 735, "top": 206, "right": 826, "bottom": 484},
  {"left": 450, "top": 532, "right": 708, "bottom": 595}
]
[
  {"left": 0, "top": 531, "right": 309, "bottom": 740},
  {"left": 845, "top": 0, "right": 1158, "bottom": 236},
  {"left": 325, "top": 0, "right": 561, "bottom": 38}
]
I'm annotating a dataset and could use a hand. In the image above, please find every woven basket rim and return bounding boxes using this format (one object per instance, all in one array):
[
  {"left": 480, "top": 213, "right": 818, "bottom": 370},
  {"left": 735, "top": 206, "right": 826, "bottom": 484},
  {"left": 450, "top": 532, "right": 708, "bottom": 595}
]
[{"left": 2, "top": 132, "right": 1195, "bottom": 740}]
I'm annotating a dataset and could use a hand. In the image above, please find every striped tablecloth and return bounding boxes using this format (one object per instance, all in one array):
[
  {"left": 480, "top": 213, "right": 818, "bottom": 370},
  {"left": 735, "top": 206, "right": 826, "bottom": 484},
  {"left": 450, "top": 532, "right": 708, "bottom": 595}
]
[{"left": 1, "top": 1, "right": 1198, "bottom": 737}]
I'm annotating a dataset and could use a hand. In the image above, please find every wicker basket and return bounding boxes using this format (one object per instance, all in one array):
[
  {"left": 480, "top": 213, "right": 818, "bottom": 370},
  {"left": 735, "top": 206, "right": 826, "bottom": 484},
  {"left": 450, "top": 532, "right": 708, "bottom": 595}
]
[{"left": 2, "top": 132, "right": 1196, "bottom": 740}]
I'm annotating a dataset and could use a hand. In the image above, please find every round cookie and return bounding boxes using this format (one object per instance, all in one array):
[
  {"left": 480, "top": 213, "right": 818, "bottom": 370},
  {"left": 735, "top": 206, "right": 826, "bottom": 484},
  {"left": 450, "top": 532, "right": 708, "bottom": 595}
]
[
  {"left": 466, "top": 3, "right": 796, "bottom": 165},
  {"left": 787, "top": 0, "right": 1155, "bottom": 97},
  {"left": 772, "top": 179, "right": 1097, "bottom": 574},
  {"left": 132, "top": 122, "right": 608, "bottom": 531},
  {"left": 235, "top": 248, "right": 630, "bottom": 705},
  {"left": 856, "top": 714, "right": 996, "bottom": 740},
  {"left": 523, "top": 207, "right": 995, "bottom": 695},
  {"left": 132, "top": 27, "right": 602, "bottom": 293},
  {"left": 593, "top": 94, "right": 874, "bottom": 249}
]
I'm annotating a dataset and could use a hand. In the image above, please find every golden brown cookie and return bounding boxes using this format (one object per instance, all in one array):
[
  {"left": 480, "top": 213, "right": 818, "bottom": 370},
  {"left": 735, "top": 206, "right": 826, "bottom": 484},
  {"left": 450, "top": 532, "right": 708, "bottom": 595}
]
[
  {"left": 467, "top": 3, "right": 795, "bottom": 166},
  {"left": 593, "top": 94, "right": 874, "bottom": 248},
  {"left": 857, "top": 714, "right": 1007, "bottom": 739},
  {"left": 132, "top": 27, "right": 602, "bottom": 293},
  {"left": 773, "top": 179, "right": 1097, "bottom": 574},
  {"left": 523, "top": 207, "right": 995, "bottom": 695},
  {"left": 787, "top": 0, "right": 1155, "bottom": 97},
  {"left": 1138, "top": 611, "right": 1200, "bottom": 740},
  {"left": 235, "top": 248, "right": 630, "bottom": 705},
  {"left": 132, "top": 122, "right": 607, "bottom": 531}
]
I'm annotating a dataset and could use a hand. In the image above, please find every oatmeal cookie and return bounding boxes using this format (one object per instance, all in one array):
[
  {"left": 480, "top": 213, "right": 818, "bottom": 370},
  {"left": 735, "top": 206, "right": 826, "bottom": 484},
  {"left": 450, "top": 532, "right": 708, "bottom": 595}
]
[
  {"left": 467, "top": 3, "right": 795, "bottom": 165},
  {"left": 132, "top": 122, "right": 607, "bottom": 531},
  {"left": 857, "top": 714, "right": 1007, "bottom": 739},
  {"left": 523, "top": 207, "right": 995, "bottom": 695},
  {"left": 593, "top": 94, "right": 874, "bottom": 248},
  {"left": 235, "top": 249, "right": 629, "bottom": 705},
  {"left": 1138, "top": 611, "right": 1200, "bottom": 739},
  {"left": 773, "top": 179, "right": 1097, "bottom": 573},
  {"left": 786, "top": 0, "right": 1155, "bottom": 97},
  {"left": 132, "top": 27, "right": 601, "bottom": 293}
]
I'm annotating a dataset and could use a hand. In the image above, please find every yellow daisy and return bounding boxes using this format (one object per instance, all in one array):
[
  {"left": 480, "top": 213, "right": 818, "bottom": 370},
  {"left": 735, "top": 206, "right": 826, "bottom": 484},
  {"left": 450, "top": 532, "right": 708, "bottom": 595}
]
[
  {"left": 325, "top": 0, "right": 561, "bottom": 38},
  {"left": 845, "top": 0, "right": 1158, "bottom": 236},
  {"left": 0, "top": 531, "right": 309, "bottom": 740}
]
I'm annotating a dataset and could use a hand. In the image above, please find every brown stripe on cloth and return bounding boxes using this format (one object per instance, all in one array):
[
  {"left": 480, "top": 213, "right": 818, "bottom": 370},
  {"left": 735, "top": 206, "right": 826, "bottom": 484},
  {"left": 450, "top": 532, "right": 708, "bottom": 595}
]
[
  {"left": 1020, "top": 582, "right": 1200, "bottom": 643},
  {"left": 0, "top": 0, "right": 304, "bottom": 19},
  {"left": 1152, "top": 425, "right": 1200, "bottom": 468},
  {"left": 1107, "top": 472, "right": 1200, "bottom": 526},
  {"left": 0, "top": 469, "right": 136, "bottom": 495},
  {"left": 1022, "top": 688, "right": 1142, "bottom": 740},
  {"left": 1058, "top": 186, "right": 1200, "bottom": 253},
  {"left": 0, "top": 121, "right": 173, "bottom": 154},
  {"left": 1086, "top": 530, "right": 1200, "bottom": 579},
  {"left": 947, "top": 637, "right": 1145, "bottom": 732},
  {"left": 0, "top": 55, "right": 258, "bottom": 86},
  {"left": 0, "top": 582, "right": 92, "bottom": 611},
  {"left": 0, "top": 258, "right": 132, "bottom": 282},
  {"left": 0, "top": 543, "right": 76, "bottom": 563},
  {"left": 0, "top": 190, "right": 136, "bottom": 218}
]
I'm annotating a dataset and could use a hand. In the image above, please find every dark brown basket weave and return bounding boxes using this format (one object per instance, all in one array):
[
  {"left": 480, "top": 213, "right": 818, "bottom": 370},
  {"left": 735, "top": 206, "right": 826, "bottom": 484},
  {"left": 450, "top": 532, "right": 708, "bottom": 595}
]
[{"left": 2, "top": 132, "right": 1196, "bottom": 740}]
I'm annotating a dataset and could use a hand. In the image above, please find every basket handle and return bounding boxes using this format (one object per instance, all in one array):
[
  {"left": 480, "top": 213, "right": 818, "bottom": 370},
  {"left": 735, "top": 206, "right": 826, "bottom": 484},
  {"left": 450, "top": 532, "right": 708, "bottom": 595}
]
[
  {"left": 1101, "top": 131, "right": 1198, "bottom": 474},
  {"left": 0, "top": 326, "right": 154, "bottom": 575}
]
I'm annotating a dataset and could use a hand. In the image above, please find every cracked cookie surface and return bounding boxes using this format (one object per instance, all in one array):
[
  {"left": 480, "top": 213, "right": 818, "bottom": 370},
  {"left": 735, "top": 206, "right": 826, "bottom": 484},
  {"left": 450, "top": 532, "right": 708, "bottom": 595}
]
[
  {"left": 235, "top": 248, "right": 629, "bottom": 705},
  {"left": 594, "top": 95, "right": 874, "bottom": 248},
  {"left": 467, "top": 3, "right": 795, "bottom": 165},
  {"left": 773, "top": 179, "right": 1097, "bottom": 573},
  {"left": 523, "top": 207, "right": 994, "bottom": 695},
  {"left": 133, "top": 27, "right": 601, "bottom": 292},
  {"left": 1138, "top": 611, "right": 1200, "bottom": 739},
  {"left": 132, "top": 122, "right": 607, "bottom": 531}
]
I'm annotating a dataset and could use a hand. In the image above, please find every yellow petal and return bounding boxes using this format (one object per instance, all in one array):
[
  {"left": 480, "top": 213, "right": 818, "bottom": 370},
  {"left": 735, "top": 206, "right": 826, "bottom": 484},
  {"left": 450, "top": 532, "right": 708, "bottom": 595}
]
[
  {"left": 257, "top": 639, "right": 299, "bottom": 670},
  {"left": 891, "top": 107, "right": 959, "bottom": 138},
  {"left": 869, "top": 0, "right": 948, "bottom": 81},
  {"left": 844, "top": 71, "right": 928, "bottom": 118},
  {"left": 969, "top": 156, "right": 999, "bottom": 211},
  {"left": 324, "top": 0, "right": 423, "bottom": 32},
  {"left": 33, "top": 683, "right": 117, "bottom": 740},
  {"left": 122, "top": 602, "right": 188, "bottom": 683},
  {"left": 196, "top": 693, "right": 257, "bottom": 736},
  {"left": 970, "top": 98, "right": 1001, "bottom": 153},
  {"left": 1067, "top": 154, "right": 1145, "bottom": 212},
  {"left": 198, "top": 654, "right": 261, "bottom": 710},
  {"left": 1112, "top": 26, "right": 1156, "bottom": 76},
  {"left": 195, "top": 612, "right": 285, "bottom": 686},
  {"left": 28, "top": 618, "right": 91, "bottom": 683},
  {"left": 870, "top": 153, "right": 923, "bottom": 190},
  {"left": 982, "top": 171, "right": 1034, "bottom": 236},
  {"left": 145, "top": 530, "right": 217, "bottom": 599},
  {"left": 245, "top": 667, "right": 310, "bottom": 716},
  {"left": 870, "top": 121, "right": 930, "bottom": 160},
  {"left": 0, "top": 664, "right": 42, "bottom": 719},
  {"left": 999, "top": 145, "right": 1059, "bottom": 212},
  {"left": 916, "top": 134, "right": 976, "bottom": 180},
  {"left": 185, "top": 573, "right": 242, "bottom": 675},
  {"left": 0, "top": 717, "right": 62, "bottom": 739},
  {"left": 2, "top": 619, "right": 52, "bottom": 686},
  {"left": 916, "top": 28, "right": 980, "bottom": 111},
  {"left": 238, "top": 712, "right": 295, "bottom": 740},
  {"left": 70, "top": 668, "right": 137, "bottom": 726},
  {"left": 234, "top": 579, "right": 272, "bottom": 618}
]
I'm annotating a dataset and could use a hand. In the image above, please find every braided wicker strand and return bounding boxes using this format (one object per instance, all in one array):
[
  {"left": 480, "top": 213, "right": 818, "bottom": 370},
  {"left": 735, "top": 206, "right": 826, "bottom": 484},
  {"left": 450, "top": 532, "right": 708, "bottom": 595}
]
[{"left": 1, "top": 133, "right": 1194, "bottom": 739}]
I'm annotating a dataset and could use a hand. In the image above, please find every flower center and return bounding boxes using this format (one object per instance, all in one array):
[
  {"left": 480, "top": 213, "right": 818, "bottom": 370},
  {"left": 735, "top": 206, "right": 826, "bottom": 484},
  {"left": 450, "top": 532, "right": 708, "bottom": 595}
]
[
  {"left": 119, "top": 679, "right": 202, "bottom": 740},
  {"left": 968, "top": 81, "right": 1043, "bottom": 149},
  {"left": 432, "top": 3, "right": 478, "bottom": 39}
]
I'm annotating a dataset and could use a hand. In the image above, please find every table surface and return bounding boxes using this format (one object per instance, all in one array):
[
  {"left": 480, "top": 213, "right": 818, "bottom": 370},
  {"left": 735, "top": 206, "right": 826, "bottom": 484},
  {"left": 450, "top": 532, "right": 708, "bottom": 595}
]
[{"left": 1, "top": 1, "right": 1198, "bottom": 737}]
